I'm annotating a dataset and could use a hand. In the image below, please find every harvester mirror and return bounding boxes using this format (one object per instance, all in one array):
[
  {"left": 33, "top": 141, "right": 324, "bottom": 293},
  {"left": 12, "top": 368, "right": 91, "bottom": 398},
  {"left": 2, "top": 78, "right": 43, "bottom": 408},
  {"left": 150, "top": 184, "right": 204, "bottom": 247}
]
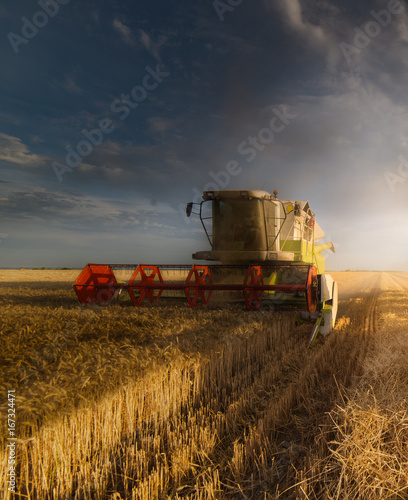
[{"left": 186, "top": 202, "right": 193, "bottom": 217}]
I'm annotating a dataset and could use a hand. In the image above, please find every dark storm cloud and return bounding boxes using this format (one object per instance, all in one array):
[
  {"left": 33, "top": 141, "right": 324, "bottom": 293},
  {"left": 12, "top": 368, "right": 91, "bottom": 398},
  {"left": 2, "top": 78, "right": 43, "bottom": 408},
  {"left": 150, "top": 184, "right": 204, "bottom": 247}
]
[
  {"left": 0, "top": 188, "right": 185, "bottom": 236},
  {"left": 1, "top": 0, "right": 408, "bottom": 269}
]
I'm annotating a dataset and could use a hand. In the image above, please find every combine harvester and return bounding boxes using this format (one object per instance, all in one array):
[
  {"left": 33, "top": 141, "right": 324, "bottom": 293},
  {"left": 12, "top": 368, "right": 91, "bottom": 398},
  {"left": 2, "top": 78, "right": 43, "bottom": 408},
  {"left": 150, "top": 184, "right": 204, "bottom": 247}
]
[{"left": 73, "top": 190, "right": 338, "bottom": 343}]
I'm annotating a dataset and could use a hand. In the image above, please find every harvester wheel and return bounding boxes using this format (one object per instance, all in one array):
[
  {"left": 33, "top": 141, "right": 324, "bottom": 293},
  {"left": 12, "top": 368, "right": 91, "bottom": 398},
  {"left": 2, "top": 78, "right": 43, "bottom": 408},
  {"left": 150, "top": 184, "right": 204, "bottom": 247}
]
[
  {"left": 73, "top": 264, "right": 117, "bottom": 304},
  {"left": 185, "top": 265, "right": 213, "bottom": 307},
  {"left": 128, "top": 265, "right": 164, "bottom": 306},
  {"left": 243, "top": 266, "right": 264, "bottom": 310}
]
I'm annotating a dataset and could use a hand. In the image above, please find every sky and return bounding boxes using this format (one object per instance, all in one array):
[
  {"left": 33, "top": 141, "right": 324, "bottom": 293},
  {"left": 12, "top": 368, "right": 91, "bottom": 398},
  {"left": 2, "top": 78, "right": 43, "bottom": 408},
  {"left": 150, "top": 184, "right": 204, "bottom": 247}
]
[{"left": 1, "top": 0, "right": 408, "bottom": 271}]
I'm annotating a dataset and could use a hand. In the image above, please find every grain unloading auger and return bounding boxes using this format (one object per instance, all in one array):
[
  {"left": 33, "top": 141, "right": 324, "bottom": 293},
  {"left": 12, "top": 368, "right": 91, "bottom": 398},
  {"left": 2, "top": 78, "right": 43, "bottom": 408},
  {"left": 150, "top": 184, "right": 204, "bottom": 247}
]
[{"left": 73, "top": 190, "right": 338, "bottom": 342}]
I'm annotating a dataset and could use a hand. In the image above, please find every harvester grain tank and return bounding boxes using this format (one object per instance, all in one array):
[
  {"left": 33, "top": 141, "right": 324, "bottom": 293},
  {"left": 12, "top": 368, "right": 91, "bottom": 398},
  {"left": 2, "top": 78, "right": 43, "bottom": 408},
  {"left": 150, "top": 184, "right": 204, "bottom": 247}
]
[{"left": 73, "top": 189, "right": 338, "bottom": 342}]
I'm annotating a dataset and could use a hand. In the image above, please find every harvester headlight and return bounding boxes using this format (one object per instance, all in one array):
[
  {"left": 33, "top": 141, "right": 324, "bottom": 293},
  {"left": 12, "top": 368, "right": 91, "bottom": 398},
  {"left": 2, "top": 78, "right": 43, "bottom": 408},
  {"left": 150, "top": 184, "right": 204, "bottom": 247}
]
[{"left": 204, "top": 191, "right": 215, "bottom": 200}]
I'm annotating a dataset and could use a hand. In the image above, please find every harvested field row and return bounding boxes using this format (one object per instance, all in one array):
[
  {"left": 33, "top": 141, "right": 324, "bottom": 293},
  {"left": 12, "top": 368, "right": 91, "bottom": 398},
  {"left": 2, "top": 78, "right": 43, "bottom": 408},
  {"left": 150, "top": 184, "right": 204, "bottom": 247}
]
[
  {"left": 1, "top": 271, "right": 408, "bottom": 498},
  {"left": 299, "top": 289, "right": 408, "bottom": 499}
]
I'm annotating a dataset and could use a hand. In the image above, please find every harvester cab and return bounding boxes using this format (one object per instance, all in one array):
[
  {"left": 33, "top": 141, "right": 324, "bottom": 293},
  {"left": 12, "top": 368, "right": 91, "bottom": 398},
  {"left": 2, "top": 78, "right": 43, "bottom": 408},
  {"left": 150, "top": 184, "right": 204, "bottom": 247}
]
[
  {"left": 189, "top": 189, "right": 333, "bottom": 271},
  {"left": 73, "top": 189, "right": 338, "bottom": 343}
]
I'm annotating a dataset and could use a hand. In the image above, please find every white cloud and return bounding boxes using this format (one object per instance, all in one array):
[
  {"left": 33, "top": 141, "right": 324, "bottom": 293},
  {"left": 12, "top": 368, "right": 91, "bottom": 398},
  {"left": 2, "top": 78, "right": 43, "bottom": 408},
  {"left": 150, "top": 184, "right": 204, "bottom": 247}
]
[
  {"left": 62, "top": 75, "right": 83, "bottom": 95},
  {"left": 148, "top": 117, "right": 173, "bottom": 133},
  {"left": 29, "top": 135, "right": 44, "bottom": 144},
  {"left": 139, "top": 29, "right": 162, "bottom": 62},
  {"left": 74, "top": 139, "right": 193, "bottom": 186},
  {"left": 113, "top": 18, "right": 135, "bottom": 46},
  {"left": 280, "top": 0, "right": 325, "bottom": 40},
  {"left": 395, "top": 11, "right": 408, "bottom": 42},
  {"left": 1, "top": 187, "right": 176, "bottom": 230},
  {"left": 0, "top": 134, "right": 45, "bottom": 166},
  {"left": 270, "top": 0, "right": 342, "bottom": 70}
]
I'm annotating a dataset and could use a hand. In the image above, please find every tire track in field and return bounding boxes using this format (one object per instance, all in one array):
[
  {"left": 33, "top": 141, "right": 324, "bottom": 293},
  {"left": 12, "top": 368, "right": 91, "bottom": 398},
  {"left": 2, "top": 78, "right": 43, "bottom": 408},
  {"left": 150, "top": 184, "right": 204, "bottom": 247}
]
[
  {"left": 234, "top": 275, "right": 385, "bottom": 497},
  {"left": 363, "top": 286, "right": 380, "bottom": 334},
  {"left": 179, "top": 272, "right": 387, "bottom": 498},
  {"left": 278, "top": 275, "right": 384, "bottom": 498},
  {"left": 290, "top": 274, "right": 408, "bottom": 498}
]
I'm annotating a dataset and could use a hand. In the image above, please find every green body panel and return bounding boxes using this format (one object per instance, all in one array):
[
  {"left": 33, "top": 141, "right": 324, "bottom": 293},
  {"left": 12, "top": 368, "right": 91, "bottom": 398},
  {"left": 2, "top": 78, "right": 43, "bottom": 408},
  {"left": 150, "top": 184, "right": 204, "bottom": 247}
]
[
  {"left": 280, "top": 240, "right": 326, "bottom": 273},
  {"left": 280, "top": 240, "right": 302, "bottom": 252}
]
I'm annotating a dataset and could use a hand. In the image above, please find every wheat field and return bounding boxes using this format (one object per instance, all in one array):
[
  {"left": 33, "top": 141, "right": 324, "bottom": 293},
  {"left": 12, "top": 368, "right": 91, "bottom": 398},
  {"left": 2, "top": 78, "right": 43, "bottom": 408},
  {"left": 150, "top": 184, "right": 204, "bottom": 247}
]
[{"left": 1, "top": 270, "right": 408, "bottom": 499}]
